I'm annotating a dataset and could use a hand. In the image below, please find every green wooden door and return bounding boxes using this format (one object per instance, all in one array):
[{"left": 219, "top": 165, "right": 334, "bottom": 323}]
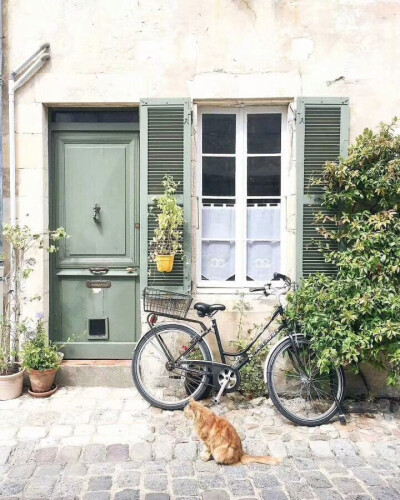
[{"left": 50, "top": 128, "right": 140, "bottom": 359}]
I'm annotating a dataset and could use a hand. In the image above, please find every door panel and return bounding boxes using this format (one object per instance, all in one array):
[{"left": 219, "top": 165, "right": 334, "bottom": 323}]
[
  {"left": 54, "top": 132, "right": 136, "bottom": 268},
  {"left": 50, "top": 129, "right": 140, "bottom": 359},
  {"left": 56, "top": 276, "right": 137, "bottom": 357},
  {"left": 65, "top": 144, "right": 126, "bottom": 256}
]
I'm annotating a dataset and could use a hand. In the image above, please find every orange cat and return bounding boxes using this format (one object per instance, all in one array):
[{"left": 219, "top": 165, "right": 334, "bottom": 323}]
[{"left": 184, "top": 398, "right": 281, "bottom": 466}]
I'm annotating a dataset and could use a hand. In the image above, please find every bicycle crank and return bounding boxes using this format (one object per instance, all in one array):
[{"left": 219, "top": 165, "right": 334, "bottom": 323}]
[{"left": 213, "top": 368, "right": 240, "bottom": 404}]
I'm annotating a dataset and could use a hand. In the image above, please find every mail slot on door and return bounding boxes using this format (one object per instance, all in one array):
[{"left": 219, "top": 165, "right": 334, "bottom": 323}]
[{"left": 86, "top": 280, "right": 111, "bottom": 288}]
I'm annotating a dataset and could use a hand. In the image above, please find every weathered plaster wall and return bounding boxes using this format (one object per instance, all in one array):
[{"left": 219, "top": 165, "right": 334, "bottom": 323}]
[
  {"left": 2, "top": 0, "right": 400, "bottom": 393},
  {"left": 4, "top": 0, "right": 400, "bottom": 129}
]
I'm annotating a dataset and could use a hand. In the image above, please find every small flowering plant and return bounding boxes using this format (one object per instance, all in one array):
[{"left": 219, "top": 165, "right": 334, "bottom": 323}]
[
  {"left": 0, "top": 224, "right": 68, "bottom": 375},
  {"left": 21, "top": 315, "right": 64, "bottom": 371}
]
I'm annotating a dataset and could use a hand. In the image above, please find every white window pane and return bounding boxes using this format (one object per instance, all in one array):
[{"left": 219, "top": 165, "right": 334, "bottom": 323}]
[
  {"left": 246, "top": 241, "right": 280, "bottom": 282},
  {"left": 201, "top": 241, "right": 235, "bottom": 281},
  {"left": 247, "top": 206, "right": 281, "bottom": 240},
  {"left": 202, "top": 207, "right": 235, "bottom": 239}
]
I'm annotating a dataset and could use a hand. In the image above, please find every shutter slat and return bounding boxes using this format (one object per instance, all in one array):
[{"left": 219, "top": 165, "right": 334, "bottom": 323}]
[
  {"left": 140, "top": 99, "right": 192, "bottom": 292},
  {"left": 296, "top": 98, "right": 349, "bottom": 280},
  {"left": 147, "top": 107, "right": 184, "bottom": 195},
  {"left": 302, "top": 206, "right": 337, "bottom": 277},
  {"left": 303, "top": 104, "right": 341, "bottom": 273},
  {"left": 303, "top": 105, "right": 342, "bottom": 196}
]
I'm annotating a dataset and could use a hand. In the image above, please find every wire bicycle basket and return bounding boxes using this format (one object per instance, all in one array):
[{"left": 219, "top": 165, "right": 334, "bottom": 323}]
[{"left": 143, "top": 287, "right": 193, "bottom": 319}]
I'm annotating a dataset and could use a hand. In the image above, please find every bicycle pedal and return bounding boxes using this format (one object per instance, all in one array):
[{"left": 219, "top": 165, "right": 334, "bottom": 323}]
[{"left": 338, "top": 413, "right": 347, "bottom": 425}]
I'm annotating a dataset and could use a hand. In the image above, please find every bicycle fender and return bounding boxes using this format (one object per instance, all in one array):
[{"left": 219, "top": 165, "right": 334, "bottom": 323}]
[{"left": 263, "top": 333, "right": 304, "bottom": 384}]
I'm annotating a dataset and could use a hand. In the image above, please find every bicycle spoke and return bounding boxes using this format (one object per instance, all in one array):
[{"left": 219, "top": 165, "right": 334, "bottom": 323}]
[
  {"left": 268, "top": 338, "right": 342, "bottom": 424},
  {"left": 135, "top": 327, "right": 210, "bottom": 406},
  {"left": 148, "top": 340, "right": 167, "bottom": 360}
]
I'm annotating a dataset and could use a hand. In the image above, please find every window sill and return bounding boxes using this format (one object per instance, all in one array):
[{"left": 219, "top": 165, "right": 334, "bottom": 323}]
[{"left": 194, "top": 285, "right": 270, "bottom": 296}]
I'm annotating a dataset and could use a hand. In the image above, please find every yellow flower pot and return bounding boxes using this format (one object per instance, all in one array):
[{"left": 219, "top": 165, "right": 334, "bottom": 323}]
[{"left": 156, "top": 255, "right": 174, "bottom": 273}]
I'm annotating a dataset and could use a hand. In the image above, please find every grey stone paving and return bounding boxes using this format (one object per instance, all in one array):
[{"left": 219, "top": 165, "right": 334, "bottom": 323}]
[{"left": 0, "top": 388, "right": 399, "bottom": 499}]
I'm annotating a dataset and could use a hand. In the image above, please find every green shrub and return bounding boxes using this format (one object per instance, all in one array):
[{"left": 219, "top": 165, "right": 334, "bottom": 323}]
[
  {"left": 230, "top": 336, "right": 267, "bottom": 399},
  {"left": 21, "top": 319, "right": 62, "bottom": 371},
  {"left": 286, "top": 120, "right": 400, "bottom": 386}
]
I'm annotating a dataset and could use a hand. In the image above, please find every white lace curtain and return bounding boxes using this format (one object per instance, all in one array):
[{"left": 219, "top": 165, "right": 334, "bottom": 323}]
[{"left": 201, "top": 206, "right": 281, "bottom": 282}]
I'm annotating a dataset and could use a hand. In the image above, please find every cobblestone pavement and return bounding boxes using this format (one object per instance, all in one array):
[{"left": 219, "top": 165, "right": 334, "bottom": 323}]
[{"left": 0, "top": 387, "right": 399, "bottom": 500}]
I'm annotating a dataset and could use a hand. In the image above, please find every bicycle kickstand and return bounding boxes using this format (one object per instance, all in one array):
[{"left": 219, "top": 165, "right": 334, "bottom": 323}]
[{"left": 335, "top": 398, "right": 347, "bottom": 425}]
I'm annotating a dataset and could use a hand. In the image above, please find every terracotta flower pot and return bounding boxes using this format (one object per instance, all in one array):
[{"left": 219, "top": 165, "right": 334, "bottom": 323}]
[
  {"left": 0, "top": 368, "right": 25, "bottom": 401},
  {"left": 27, "top": 368, "right": 58, "bottom": 393},
  {"left": 156, "top": 255, "right": 174, "bottom": 272}
]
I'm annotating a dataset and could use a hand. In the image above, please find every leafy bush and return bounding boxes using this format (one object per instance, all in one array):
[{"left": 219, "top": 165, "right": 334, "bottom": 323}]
[
  {"left": 230, "top": 336, "right": 267, "bottom": 399},
  {"left": 21, "top": 318, "right": 62, "bottom": 371},
  {"left": 286, "top": 120, "right": 400, "bottom": 386},
  {"left": 229, "top": 294, "right": 267, "bottom": 398}
]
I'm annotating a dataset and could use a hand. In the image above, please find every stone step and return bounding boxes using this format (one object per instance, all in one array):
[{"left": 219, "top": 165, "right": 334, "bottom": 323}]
[{"left": 55, "top": 360, "right": 133, "bottom": 388}]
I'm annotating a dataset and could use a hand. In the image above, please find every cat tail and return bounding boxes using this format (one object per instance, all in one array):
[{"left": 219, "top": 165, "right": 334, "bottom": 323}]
[{"left": 240, "top": 454, "right": 281, "bottom": 466}]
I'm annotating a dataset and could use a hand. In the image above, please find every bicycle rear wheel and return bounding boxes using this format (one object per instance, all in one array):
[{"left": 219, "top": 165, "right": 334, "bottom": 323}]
[
  {"left": 266, "top": 336, "right": 345, "bottom": 426},
  {"left": 132, "top": 323, "right": 212, "bottom": 410}
]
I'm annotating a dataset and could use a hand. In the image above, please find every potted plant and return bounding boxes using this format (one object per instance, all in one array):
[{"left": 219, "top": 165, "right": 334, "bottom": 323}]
[
  {"left": 21, "top": 316, "right": 64, "bottom": 396},
  {"left": 150, "top": 175, "right": 184, "bottom": 273},
  {"left": 0, "top": 342, "right": 25, "bottom": 401},
  {"left": 0, "top": 224, "right": 68, "bottom": 400}
]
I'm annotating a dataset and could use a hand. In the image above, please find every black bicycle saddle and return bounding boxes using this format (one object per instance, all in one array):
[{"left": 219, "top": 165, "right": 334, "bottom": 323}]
[{"left": 194, "top": 302, "right": 226, "bottom": 317}]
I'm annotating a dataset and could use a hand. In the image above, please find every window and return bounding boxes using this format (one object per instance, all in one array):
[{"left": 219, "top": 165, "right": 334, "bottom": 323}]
[
  {"left": 198, "top": 107, "right": 285, "bottom": 287},
  {"left": 51, "top": 108, "right": 139, "bottom": 123}
]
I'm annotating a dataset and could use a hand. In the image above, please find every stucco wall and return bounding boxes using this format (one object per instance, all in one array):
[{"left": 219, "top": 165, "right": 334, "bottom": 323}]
[{"left": 2, "top": 0, "right": 400, "bottom": 392}]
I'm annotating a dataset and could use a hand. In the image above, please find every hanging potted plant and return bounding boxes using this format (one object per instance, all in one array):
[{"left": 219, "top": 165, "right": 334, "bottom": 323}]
[
  {"left": 21, "top": 316, "right": 64, "bottom": 397},
  {"left": 0, "top": 224, "right": 68, "bottom": 400},
  {"left": 151, "top": 175, "right": 184, "bottom": 273}
]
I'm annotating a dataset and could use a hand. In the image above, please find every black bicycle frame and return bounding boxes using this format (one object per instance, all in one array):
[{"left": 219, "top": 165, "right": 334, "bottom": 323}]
[
  {"left": 212, "top": 305, "right": 286, "bottom": 368},
  {"left": 145, "top": 295, "right": 347, "bottom": 424},
  {"left": 149, "top": 302, "right": 289, "bottom": 372}
]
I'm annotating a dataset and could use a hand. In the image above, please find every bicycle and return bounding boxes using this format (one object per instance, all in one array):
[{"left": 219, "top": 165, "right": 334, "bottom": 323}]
[{"left": 132, "top": 272, "right": 346, "bottom": 427}]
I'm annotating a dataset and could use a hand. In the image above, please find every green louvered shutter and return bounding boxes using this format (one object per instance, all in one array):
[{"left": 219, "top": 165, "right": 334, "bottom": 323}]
[
  {"left": 296, "top": 97, "right": 349, "bottom": 281},
  {"left": 140, "top": 98, "right": 192, "bottom": 292}
]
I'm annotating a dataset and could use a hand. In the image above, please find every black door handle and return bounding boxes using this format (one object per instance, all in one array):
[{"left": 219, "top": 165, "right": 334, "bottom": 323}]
[{"left": 89, "top": 267, "right": 109, "bottom": 275}]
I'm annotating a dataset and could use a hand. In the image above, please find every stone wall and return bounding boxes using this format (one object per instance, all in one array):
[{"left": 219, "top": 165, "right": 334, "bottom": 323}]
[{"left": 2, "top": 0, "right": 400, "bottom": 393}]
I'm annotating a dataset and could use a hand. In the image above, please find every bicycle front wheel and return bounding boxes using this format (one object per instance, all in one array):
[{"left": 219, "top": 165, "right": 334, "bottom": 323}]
[
  {"left": 267, "top": 336, "right": 345, "bottom": 427},
  {"left": 132, "top": 323, "right": 212, "bottom": 410}
]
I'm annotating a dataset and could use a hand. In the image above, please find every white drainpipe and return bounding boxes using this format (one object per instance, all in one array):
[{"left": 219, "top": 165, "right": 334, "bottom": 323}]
[
  {"left": 8, "top": 44, "right": 50, "bottom": 357},
  {"left": 9, "top": 43, "right": 50, "bottom": 225}
]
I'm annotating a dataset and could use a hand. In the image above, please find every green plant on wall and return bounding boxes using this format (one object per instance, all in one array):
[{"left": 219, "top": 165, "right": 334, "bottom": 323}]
[
  {"left": 233, "top": 292, "right": 252, "bottom": 340},
  {"left": 286, "top": 119, "right": 400, "bottom": 386},
  {"left": 230, "top": 293, "right": 267, "bottom": 399},
  {"left": 150, "top": 175, "right": 184, "bottom": 258},
  {"left": 0, "top": 224, "right": 68, "bottom": 375}
]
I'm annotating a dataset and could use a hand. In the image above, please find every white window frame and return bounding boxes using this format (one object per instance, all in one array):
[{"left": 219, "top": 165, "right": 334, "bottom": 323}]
[{"left": 196, "top": 105, "right": 288, "bottom": 289}]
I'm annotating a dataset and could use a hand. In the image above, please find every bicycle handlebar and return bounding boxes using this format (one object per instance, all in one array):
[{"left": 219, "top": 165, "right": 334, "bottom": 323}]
[
  {"left": 272, "top": 272, "right": 292, "bottom": 285},
  {"left": 249, "top": 272, "right": 292, "bottom": 295}
]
